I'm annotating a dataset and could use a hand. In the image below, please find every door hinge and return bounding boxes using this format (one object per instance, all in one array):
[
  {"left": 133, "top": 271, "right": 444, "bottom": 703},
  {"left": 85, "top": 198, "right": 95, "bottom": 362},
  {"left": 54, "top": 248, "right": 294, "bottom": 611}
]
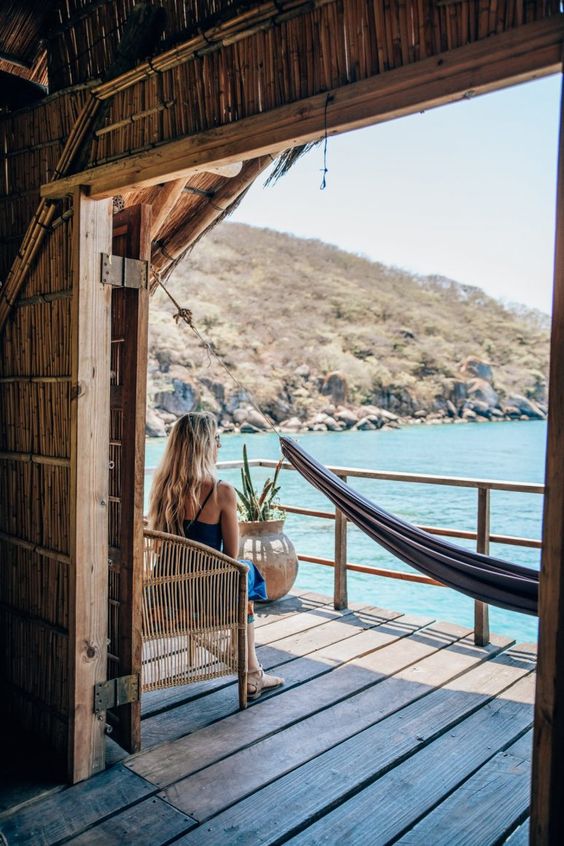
[
  {"left": 94, "top": 674, "right": 139, "bottom": 714},
  {"left": 100, "top": 253, "right": 148, "bottom": 289}
]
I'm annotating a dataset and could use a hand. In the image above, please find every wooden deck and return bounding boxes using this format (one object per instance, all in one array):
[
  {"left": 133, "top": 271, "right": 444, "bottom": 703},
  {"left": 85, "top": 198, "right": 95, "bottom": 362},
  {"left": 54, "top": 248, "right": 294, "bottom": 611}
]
[{"left": 0, "top": 591, "right": 536, "bottom": 845}]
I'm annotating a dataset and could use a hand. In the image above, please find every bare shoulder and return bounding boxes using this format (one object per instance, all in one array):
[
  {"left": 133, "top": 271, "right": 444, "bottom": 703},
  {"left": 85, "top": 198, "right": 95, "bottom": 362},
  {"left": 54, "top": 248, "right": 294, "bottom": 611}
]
[{"left": 217, "top": 480, "right": 237, "bottom": 507}]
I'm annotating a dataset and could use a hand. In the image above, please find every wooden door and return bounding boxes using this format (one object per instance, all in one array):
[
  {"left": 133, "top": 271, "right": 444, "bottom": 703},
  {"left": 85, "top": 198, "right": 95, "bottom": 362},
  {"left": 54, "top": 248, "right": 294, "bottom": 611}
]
[{"left": 107, "top": 204, "right": 151, "bottom": 752}]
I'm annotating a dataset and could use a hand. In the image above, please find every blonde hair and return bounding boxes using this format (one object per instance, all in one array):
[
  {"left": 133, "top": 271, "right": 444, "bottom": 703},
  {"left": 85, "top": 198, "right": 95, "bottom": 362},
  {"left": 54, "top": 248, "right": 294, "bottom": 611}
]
[{"left": 148, "top": 412, "right": 218, "bottom": 536}]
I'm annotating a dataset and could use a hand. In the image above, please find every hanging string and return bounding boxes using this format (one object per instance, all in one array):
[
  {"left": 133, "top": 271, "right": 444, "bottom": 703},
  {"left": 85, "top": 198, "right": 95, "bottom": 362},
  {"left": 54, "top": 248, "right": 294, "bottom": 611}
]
[
  {"left": 155, "top": 274, "right": 282, "bottom": 438},
  {"left": 320, "top": 93, "right": 334, "bottom": 190}
]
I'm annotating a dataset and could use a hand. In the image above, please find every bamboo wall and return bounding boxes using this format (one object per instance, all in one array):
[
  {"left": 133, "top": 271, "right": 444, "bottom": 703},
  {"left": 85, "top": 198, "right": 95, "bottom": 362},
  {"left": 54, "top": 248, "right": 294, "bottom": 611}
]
[
  {"left": 0, "top": 213, "right": 73, "bottom": 766},
  {"left": 56, "top": 0, "right": 562, "bottom": 171}
]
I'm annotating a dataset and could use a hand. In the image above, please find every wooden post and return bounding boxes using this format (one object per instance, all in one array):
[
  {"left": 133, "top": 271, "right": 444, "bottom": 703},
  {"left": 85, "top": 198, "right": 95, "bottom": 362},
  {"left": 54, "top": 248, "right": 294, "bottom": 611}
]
[
  {"left": 68, "top": 189, "right": 112, "bottom": 782},
  {"left": 334, "top": 474, "right": 348, "bottom": 610},
  {"left": 112, "top": 205, "right": 151, "bottom": 753},
  {"left": 474, "top": 486, "right": 490, "bottom": 646},
  {"left": 531, "top": 70, "right": 564, "bottom": 846}
]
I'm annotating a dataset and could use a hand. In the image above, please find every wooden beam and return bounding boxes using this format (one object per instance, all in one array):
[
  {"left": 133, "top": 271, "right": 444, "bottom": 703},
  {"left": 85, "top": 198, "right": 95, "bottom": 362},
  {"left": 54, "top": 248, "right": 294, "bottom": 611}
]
[
  {"left": 68, "top": 190, "right": 112, "bottom": 783},
  {"left": 151, "top": 157, "right": 271, "bottom": 274},
  {"left": 531, "top": 69, "right": 564, "bottom": 845},
  {"left": 41, "top": 17, "right": 564, "bottom": 201},
  {"left": 150, "top": 179, "right": 187, "bottom": 240}
]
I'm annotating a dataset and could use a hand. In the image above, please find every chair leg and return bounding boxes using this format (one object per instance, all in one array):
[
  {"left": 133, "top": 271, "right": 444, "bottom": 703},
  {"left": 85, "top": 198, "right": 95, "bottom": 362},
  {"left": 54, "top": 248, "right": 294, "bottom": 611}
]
[{"left": 239, "top": 669, "right": 248, "bottom": 710}]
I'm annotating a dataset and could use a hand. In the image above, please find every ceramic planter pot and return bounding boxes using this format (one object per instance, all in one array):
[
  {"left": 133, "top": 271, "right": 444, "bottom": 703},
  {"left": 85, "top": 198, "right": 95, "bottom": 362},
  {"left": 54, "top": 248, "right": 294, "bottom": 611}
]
[{"left": 238, "top": 519, "right": 298, "bottom": 602}]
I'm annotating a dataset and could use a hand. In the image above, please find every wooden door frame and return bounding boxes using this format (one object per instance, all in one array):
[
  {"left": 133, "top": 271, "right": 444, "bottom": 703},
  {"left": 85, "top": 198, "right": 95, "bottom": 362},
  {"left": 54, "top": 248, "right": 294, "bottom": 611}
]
[
  {"left": 69, "top": 189, "right": 112, "bottom": 782},
  {"left": 62, "top": 21, "right": 564, "bottom": 835},
  {"left": 109, "top": 204, "right": 151, "bottom": 753}
]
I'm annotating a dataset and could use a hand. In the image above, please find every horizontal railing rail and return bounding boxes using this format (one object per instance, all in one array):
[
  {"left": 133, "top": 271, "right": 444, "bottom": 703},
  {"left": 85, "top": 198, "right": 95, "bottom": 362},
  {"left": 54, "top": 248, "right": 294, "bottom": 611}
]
[{"left": 146, "top": 456, "right": 544, "bottom": 645}]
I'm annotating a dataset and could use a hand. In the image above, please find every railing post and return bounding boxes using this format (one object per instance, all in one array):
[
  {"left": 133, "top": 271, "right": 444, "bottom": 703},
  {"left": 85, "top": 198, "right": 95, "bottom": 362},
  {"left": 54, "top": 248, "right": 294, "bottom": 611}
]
[
  {"left": 474, "top": 486, "right": 490, "bottom": 646},
  {"left": 334, "top": 473, "right": 348, "bottom": 610}
]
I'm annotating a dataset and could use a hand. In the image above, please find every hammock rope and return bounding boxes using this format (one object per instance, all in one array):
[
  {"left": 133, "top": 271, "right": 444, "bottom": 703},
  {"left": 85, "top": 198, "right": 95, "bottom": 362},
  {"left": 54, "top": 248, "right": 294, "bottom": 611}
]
[{"left": 156, "top": 276, "right": 540, "bottom": 617}]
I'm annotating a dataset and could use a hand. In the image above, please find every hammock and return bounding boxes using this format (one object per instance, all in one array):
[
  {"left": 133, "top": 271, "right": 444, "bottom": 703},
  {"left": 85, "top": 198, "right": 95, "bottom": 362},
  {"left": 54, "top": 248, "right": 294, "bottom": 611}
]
[{"left": 280, "top": 437, "right": 539, "bottom": 617}]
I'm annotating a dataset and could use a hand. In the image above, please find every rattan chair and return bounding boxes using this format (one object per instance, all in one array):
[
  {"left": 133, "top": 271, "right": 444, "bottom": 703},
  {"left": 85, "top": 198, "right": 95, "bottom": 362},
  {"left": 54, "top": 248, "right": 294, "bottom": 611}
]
[{"left": 142, "top": 529, "right": 249, "bottom": 709}]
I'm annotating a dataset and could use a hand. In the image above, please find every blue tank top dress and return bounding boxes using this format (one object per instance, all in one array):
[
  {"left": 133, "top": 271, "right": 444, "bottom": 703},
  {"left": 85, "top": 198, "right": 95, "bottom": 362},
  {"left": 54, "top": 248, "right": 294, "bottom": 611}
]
[{"left": 183, "top": 483, "right": 267, "bottom": 602}]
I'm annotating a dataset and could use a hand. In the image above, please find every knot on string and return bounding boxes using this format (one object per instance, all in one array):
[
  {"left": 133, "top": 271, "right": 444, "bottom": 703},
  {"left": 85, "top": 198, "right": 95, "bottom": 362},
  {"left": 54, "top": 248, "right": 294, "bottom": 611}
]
[
  {"left": 320, "top": 93, "right": 334, "bottom": 191},
  {"left": 174, "top": 306, "right": 193, "bottom": 326}
]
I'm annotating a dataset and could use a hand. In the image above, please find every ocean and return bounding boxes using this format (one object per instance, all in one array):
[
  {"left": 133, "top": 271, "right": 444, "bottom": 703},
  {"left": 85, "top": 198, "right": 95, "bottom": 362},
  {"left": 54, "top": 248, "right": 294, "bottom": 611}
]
[{"left": 145, "top": 420, "right": 546, "bottom": 644}]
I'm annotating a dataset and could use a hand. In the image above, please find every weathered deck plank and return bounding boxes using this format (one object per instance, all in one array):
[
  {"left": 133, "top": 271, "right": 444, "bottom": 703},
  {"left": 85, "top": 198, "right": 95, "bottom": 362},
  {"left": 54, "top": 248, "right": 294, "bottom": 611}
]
[
  {"left": 139, "top": 609, "right": 417, "bottom": 749},
  {"left": 0, "top": 765, "right": 154, "bottom": 846},
  {"left": 395, "top": 730, "right": 533, "bottom": 845},
  {"left": 130, "top": 618, "right": 456, "bottom": 786},
  {"left": 161, "top": 629, "right": 515, "bottom": 822},
  {"left": 0, "top": 598, "right": 537, "bottom": 846},
  {"left": 62, "top": 796, "right": 195, "bottom": 845},
  {"left": 169, "top": 645, "right": 534, "bottom": 844},
  {"left": 285, "top": 673, "right": 535, "bottom": 845},
  {"left": 504, "top": 819, "right": 530, "bottom": 844}
]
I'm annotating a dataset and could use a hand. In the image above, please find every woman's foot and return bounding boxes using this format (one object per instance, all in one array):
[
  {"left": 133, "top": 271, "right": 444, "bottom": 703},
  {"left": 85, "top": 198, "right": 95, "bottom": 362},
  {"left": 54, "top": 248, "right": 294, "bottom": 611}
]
[{"left": 247, "top": 666, "right": 284, "bottom": 700}]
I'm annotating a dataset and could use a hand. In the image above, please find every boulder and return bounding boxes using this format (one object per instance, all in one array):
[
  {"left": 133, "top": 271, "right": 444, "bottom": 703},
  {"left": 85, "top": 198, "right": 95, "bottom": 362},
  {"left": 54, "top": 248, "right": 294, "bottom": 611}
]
[
  {"left": 413, "top": 409, "right": 427, "bottom": 419},
  {"left": 154, "top": 378, "right": 199, "bottom": 416},
  {"left": 462, "top": 408, "right": 477, "bottom": 421},
  {"left": 507, "top": 394, "right": 546, "bottom": 419},
  {"left": 448, "top": 380, "right": 468, "bottom": 408},
  {"left": 503, "top": 405, "right": 521, "bottom": 419},
  {"left": 240, "top": 422, "right": 261, "bottom": 434},
  {"left": 446, "top": 399, "right": 457, "bottom": 418},
  {"left": 355, "top": 418, "right": 377, "bottom": 431},
  {"left": 466, "top": 378, "right": 498, "bottom": 408},
  {"left": 357, "top": 405, "right": 383, "bottom": 419},
  {"left": 146, "top": 407, "right": 166, "bottom": 437},
  {"left": 311, "top": 423, "right": 328, "bottom": 432},
  {"left": 226, "top": 390, "right": 250, "bottom": 414},
  {"left": 459, "top": 356, "right": 494, "bottom": 383},
  {"left": 321, "top": 371, "right": 348, "bottom": 405},
  {"left": 199, "top": 378, "right": 225, "bottom": 405},
  {"left": 324, "top": 416, "right": 343, "bottom": 432},
  {"left": 469, "top": 400, "right": 492, "bottom": 418},
  {"left": 356, "top": 413, "right": 382, "bottom": 429},
  {"left": 279, "top": 416, "right": 303, "bottom": 433},
  {"left": 294, "top": 364, "right": 311, "bottom": 379},
  {"left": 244, "top": 409, "right": 270, "bottom": 430},
  {"left": 335, "top": 408, "right": 358, "bottom": 428}
]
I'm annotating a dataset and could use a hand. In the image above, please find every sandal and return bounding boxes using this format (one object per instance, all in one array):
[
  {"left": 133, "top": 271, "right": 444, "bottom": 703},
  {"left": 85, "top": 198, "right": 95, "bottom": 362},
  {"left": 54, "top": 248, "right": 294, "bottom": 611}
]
[{"left": 247, "top": 666, "right": 284, "bottom": 700}]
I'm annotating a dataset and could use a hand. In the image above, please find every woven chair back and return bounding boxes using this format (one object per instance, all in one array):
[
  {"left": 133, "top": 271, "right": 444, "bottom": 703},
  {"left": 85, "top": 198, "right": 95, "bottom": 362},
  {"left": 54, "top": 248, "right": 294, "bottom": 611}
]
[{"left": 142, "top": 529, "right": 248, "bottom": 707}]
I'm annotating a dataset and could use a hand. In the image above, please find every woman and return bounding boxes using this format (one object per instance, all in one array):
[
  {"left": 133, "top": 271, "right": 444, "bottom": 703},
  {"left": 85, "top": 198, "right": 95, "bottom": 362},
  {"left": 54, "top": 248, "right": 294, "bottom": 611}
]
[{"left": 148, "top": 411, "right": 284, "bottom": 700}]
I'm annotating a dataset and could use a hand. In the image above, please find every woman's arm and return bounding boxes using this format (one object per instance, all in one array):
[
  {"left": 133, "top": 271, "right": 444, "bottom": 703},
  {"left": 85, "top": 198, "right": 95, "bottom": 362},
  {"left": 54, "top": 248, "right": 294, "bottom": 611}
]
[{"left": 219, "top": 482, "right": 240, "bottom": 560}]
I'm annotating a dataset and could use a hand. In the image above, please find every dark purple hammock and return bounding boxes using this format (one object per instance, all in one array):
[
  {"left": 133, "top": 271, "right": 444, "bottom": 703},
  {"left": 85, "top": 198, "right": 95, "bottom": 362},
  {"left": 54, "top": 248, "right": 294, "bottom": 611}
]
[{"left": 280, "top": 437, "right": 539, "bottom": 616}]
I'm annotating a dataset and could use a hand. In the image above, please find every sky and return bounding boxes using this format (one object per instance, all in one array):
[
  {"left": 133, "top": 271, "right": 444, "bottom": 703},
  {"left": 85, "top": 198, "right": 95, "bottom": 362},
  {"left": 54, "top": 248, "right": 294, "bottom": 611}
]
[{"left": 231, "top": 74, "right": 562, "bottom": 315}]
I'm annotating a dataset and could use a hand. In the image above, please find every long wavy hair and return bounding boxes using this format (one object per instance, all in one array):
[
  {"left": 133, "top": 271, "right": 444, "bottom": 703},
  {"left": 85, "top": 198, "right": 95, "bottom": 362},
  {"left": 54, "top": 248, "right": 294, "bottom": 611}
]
[{"left": 148, "top": 412, "right": 218, "bottom": 536}]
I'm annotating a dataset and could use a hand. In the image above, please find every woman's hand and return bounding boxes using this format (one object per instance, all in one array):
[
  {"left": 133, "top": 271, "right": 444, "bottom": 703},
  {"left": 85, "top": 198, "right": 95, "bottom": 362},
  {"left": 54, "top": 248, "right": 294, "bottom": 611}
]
[{"left": 219, "top": 482, "right": 240, "bottom": 560}]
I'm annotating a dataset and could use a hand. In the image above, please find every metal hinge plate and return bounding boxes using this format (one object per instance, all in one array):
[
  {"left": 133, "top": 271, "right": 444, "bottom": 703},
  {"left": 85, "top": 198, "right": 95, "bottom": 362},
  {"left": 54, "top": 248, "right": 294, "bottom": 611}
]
[
  {"left": 94, "top": 674, "right": 139, "bottom": 714},
  {"left": 100, "top": 253, "right": 148, "bottom": 289}
]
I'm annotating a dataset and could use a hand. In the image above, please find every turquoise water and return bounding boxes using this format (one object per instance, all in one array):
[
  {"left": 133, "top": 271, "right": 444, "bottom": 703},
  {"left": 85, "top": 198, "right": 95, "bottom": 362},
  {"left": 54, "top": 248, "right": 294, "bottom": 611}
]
[{"left": 145, "top": 421, "right": 546, "bottom": 643}]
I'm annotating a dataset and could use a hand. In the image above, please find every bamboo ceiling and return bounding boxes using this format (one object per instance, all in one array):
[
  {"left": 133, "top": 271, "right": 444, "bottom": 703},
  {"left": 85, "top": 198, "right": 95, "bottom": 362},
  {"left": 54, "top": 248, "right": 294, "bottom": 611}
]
[{"left": 0, "top": 0, "right": 560, "bottom": 290}]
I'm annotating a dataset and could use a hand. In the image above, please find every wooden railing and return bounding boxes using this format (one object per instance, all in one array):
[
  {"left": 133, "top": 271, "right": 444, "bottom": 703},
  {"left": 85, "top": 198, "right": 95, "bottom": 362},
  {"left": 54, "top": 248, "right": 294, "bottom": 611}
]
[{"left": 217, "top": 458, "right": 544, "bottom": 647}]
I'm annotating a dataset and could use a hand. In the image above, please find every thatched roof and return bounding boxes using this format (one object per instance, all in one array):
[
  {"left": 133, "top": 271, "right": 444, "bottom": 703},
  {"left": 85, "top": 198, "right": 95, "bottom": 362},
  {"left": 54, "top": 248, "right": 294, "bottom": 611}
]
[{"left": 1, "top": 0, "right": 561, "bottom": 300}]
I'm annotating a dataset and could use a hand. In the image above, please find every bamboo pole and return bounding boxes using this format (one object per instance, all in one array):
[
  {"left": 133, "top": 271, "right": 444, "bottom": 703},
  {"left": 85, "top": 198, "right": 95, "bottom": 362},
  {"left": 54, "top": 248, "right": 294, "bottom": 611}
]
[{"left": 151, "top": 156, "right": 271, "bottom": 279}]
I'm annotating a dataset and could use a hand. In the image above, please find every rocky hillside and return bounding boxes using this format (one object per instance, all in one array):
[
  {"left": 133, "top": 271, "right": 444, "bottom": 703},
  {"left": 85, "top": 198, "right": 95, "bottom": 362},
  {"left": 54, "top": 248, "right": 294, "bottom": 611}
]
[{"left": 146, "top": 223, "right": 550, "bottom": 436}]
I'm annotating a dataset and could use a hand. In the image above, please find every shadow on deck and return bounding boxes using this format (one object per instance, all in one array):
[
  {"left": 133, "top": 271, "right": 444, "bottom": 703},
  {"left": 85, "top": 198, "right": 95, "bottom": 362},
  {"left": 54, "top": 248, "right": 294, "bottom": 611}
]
[{"left": 0, "top": 591, "right": 536, "bottom": 845}]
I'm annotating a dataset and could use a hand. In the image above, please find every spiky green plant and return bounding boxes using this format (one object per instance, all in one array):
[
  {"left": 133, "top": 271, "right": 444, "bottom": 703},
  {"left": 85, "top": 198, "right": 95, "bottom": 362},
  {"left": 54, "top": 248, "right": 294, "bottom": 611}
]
[{"left": 236, "top": 445, "right": 284, "bottom": 521}]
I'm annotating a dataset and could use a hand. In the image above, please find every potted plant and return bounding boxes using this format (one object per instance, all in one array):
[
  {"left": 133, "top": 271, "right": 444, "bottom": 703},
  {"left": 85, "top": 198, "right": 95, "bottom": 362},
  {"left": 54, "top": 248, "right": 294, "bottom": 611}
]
[{"left": 236, "top": 445, "right": 298, "bottom": 601}]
